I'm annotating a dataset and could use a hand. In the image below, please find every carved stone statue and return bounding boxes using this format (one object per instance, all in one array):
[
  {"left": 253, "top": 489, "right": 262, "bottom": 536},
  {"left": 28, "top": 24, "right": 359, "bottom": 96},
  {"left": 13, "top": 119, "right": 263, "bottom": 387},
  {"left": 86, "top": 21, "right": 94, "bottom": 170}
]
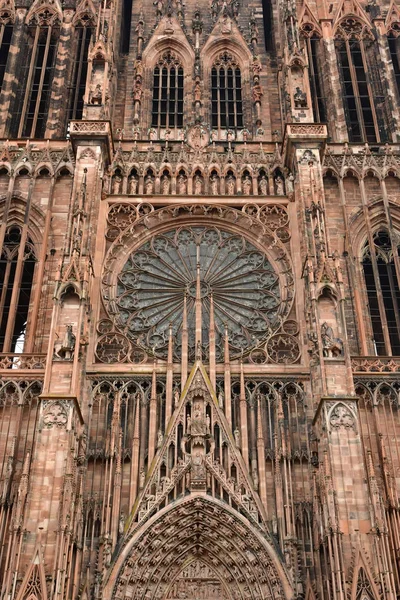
[
  {"left": 226, "top": 175, "right": 236, "bottom": 195},
  {"left": 174, "top": 388, "right": 180, "bottom": 406},
  {"left": 210, "top": 175, "right": 219, "bottom": 196},
  {"left": 128, "top": 174, "right": 138, "bottom": 195},
  {"left": 157, "top": 429, "right": 163, "bottom": 448},
  {"left": 145, "top": 174, "right": 154, "bottom": 194},
  {"left": 139, "top": 467, "right": 145, "bottom": 488},
  {"left": 177, "top": 174, "right": 187, "bottom": 195},
  {"left": 161, "top": 174, "right": 170, "bottom": 194},
  {"left": 54, "top": 325, "right": 76, "bottom": 360},
  {"left": 252, "top": 81, "right": 263, "bottom": 104},
  {"left": 218, "top": 391, "right": 224, "bottom": 409},
  {"left": 258, "top": 175, "right": 268, "bottom": 195},
  {"left": 242, "top": 175, "right": 252, "bottom": 195},
  {"left": 194, "top": 80, "right": 202, "bottom": 103},
  {"left": 294, "top": 86, "right": 307, "bottom": 108},
  {"left": 194, "top": 175, "right": 203, "bottom": 195},
  {"left": 112, "top": 174, "right": 122, "bottom": 195},
  {"left": 275, "top": 176, "right": 285, "bottom": 196},
  {"left": 90, "top": 83, "right": 102, "bottom": 105},
  {"left": 321, "top": 322, "right": 343, "bottom": 358},
  {"left": 234, "top": 427, "right": 241, "bottom": 447},
  {"left": 133, "top": 79, "right": 143, "bottom": 102}
]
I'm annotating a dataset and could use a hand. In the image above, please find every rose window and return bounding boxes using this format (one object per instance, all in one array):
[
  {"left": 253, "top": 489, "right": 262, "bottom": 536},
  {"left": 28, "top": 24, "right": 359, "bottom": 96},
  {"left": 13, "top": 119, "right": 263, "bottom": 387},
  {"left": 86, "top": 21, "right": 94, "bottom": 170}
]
[{"left": 115, "top": 226, "right": 285, "bottom": 360}]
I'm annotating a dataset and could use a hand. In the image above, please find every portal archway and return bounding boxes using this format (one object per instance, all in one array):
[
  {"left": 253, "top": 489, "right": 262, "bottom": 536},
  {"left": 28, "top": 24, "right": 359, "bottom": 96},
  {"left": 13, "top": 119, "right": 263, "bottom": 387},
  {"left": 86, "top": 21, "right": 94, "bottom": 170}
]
[{"left": 104, "top": 496, "right": 294, "bottom": 600}]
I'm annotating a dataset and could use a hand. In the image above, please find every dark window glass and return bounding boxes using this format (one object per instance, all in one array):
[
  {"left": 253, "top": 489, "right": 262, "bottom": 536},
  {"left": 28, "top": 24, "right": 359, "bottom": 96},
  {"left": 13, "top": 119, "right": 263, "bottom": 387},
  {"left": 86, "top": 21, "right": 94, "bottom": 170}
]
[
  {"left": 211, "top": 60, "right": 243, "bottom": 131},
  {"left": 67, "top": 26, "right": 92, "bottom": 123},
  {"left": 0, "top": 25, "right": 12, "bottom": 92},
  {"left": 362, "top": 231, "right": 400, "bottom": 356},
  {"left": 151, "top": 54, "right": 183, "bottom": 130}
]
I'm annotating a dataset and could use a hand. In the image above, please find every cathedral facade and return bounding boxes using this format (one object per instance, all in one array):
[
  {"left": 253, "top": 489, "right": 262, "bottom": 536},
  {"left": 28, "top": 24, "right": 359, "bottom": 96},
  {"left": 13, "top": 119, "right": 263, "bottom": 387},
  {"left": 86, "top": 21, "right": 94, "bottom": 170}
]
[{"left": 0, "top": 0, "right": 400, "bottom": 598}]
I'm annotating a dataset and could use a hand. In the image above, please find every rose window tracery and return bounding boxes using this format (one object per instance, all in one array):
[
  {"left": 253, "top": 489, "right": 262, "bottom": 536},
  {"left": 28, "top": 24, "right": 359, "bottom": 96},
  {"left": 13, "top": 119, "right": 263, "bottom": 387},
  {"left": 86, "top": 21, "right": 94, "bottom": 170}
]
[{"left": 114, "top": 226, "right": 287, "bottom": 360}]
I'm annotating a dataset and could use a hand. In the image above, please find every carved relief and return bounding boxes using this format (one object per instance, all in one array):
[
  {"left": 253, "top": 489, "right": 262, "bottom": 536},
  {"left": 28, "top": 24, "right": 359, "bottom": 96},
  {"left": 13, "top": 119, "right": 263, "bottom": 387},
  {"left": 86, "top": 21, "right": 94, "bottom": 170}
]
[{"left": 42, "top": 400, "right": 69, "bottom": 429}]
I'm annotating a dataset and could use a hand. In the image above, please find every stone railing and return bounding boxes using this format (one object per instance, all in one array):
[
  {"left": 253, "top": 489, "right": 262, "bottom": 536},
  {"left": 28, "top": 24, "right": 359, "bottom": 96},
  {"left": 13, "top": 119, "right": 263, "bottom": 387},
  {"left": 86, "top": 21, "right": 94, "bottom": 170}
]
[
  {"left": 351, "top": 356, "right": 400, "bottom": 374},
  {"left": 0, "top": 353, "right": 46, "bottom": 370}
]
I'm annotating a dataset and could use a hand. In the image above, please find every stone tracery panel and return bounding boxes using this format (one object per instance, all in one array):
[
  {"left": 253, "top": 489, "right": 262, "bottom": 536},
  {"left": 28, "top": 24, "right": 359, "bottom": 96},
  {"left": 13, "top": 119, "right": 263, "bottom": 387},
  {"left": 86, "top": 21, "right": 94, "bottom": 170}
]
[{"left": 101, "top": 204, "right": 295, "bottom": 362}]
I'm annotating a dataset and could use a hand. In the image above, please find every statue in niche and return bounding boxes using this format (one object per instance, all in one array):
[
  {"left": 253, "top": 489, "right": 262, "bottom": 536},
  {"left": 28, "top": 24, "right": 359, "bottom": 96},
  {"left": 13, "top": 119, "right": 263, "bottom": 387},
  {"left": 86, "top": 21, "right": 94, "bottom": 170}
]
[
  {"left": 210, "top": 175, "right": 219, "bottom": 196},
  {"left": 192, "top": 451, "right": 206, "bottom": 479},
  {"left": 54, "top": 324, "right": 76, "bottom": 360},
  {"left": 177, "top": 174, "right": 187, "bottom": 195},
  {"left": 294, "top": 86, "right": 307, "bottom": 108},
  {"left": 286, "top": 173, "right": 294, "bottom": 194},
  {"left": 174, "top": 387, "right": 180, "bottom": 406},
  {"left": 90, "top": 83, "right": 102, "bottom": 105},
  {"left": 139, "top": 467, "right": 145, "bottom": 488},
  {"left": 218, "top": 391, "right": 224, "bottom": 409},
  {"left": 145, "top": 174, "right": 154, "bottom": 194},
  {"left": 321, "top": 322, "right": 343, "bottom": 358},
  {"left": 112, "top": 173, "right": 122, "bottom": 194},
  {"left": 157, "top": 429, "right": 163, "bottom": 448},
  {"left": 161, "top": 174, "right": 170, "bottom": 194},
  {"left": 133, "top": 78, "right": 143, "bottom": 102},
  {"left": 194, "top": 174, "right": 203, "bottom": 195},
  {"left": 128, "top": 174, "right": 138, "bottom": 195},
  {"left": 234, "top": 427, "right": 241, "bottom": 447},
  {"left": 226, "top": 175, "right": 236, "bottom": 195},
  {"left": 194, "top": 80, "right": 202, "bottom": 103},
  {"left": 275, "top": 175, "right": 285, "bottom": 196},
  {"left": 252, "top": 77, "right": 263, "bottom": 103},
  {"left": 242, "top": 175, "right": 252, "bottom": 195},
  {"left": 258, "top": 175, "right": 268, "bottom": 195}
]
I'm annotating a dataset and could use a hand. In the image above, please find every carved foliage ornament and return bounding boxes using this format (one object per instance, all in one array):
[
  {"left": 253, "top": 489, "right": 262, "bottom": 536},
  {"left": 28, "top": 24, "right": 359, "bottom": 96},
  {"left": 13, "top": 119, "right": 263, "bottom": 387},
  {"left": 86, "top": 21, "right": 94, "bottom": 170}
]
[
  {"left": 328, "top": 402, "right": 356, "bottom": 431},
  {"left": 42, "top": 400, "right": 69, "bottom": 429}
]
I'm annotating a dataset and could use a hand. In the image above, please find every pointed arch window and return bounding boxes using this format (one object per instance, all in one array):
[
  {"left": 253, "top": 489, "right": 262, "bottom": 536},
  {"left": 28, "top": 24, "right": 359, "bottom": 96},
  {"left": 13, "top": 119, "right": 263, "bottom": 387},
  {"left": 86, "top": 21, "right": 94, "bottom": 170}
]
[
  {"left": 67, "top": 18, "right": 93, "bottom": 122},
  {"left": 362, "top": 230, "right": 400, "bottom": 356},
  {"left": 301, "top": 27, "right": 326, "bottom": 122},
  {"left": 335, "top": 19, "right": 387, "bottom": 142},
  {"left": 0, "top": 19, "right": 13, "bottom": 93},
  {"left": 0, "top": 225, "right": 36, "bottom": 353},
  {"left": 388, "top": 29, "right": 400, "bottom": 98},
  {"left": 211, "top": 52, "right": 243, "bottom": 131},
  {"left": 12, "top": 11, "right": 60, "bottom": 138},
  {"left": 151, "top": 51, "right": 184, "bottom": 130}
]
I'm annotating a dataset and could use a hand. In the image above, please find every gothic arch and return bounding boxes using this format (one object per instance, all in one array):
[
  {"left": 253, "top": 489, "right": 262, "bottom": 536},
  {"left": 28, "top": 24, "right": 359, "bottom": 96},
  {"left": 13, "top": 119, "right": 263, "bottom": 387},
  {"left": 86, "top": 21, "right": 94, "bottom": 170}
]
[
  {"left": 103, "top": 495, "right": 294, "bottom": 600},
  {"left": 0, "top": 194, "right": 45, "bottom": 247},
  {"left": 142, "top": 37, "right": 195, "bottom": 72},
  {"left": 201, "top": 35, "right": 253, "bottom": 70},
  {"left": 349, "top": 550, "right": 381, "bottom": 600},
  {"left": 348, "top": 200, "right": 400, "bottom": 260}
]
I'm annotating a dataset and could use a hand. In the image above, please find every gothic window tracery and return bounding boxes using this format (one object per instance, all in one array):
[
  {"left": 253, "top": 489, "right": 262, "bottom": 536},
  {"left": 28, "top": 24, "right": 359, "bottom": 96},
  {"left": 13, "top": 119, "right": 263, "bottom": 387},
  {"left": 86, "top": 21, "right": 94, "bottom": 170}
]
[
  {"left": 0, "top": 225, "right": 36, "bottom": 353},
  {"left": 151, "top": 51, "right": 184, "bottom": 131},
  {"left": 13, "top": 12, "right": 60, "bottom": 138},
  {"left": 67, "top": 20, "right": 93, "bottom": 123},
  {"left": 113, "top": 226, "right": 284, "bottom": 361},
  {"left": 362, "top": 229, "right": 400, "bottom": 356},
  {"left": 335, "top": 19, "right": 387, "bottom": 143},
  {"left": 301, "top": 28, "right": 326, "bottom": 123},
  {"left": 388, "top": 30, "right": 400, "bottom": 98},
  {"left": 211, "top": 52, "right": 243, "bottom": 132},
  {"left": 0, "top": 22, "right": 12, "bottom": 94}
]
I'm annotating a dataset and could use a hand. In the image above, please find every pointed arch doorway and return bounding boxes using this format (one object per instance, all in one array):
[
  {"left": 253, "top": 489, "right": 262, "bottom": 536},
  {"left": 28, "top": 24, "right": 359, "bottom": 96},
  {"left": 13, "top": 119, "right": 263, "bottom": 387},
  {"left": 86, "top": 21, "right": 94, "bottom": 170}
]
[{"left": 103, "top": 495, "right": 294, "bottom": 600}]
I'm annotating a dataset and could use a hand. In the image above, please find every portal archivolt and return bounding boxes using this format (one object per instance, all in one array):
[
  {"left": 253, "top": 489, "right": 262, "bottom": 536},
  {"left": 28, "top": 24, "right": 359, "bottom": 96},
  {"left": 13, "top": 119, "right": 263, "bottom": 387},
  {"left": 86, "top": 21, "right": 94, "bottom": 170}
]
[{"left": 105, "top": 496, "right": 293, "bottom": 600}]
